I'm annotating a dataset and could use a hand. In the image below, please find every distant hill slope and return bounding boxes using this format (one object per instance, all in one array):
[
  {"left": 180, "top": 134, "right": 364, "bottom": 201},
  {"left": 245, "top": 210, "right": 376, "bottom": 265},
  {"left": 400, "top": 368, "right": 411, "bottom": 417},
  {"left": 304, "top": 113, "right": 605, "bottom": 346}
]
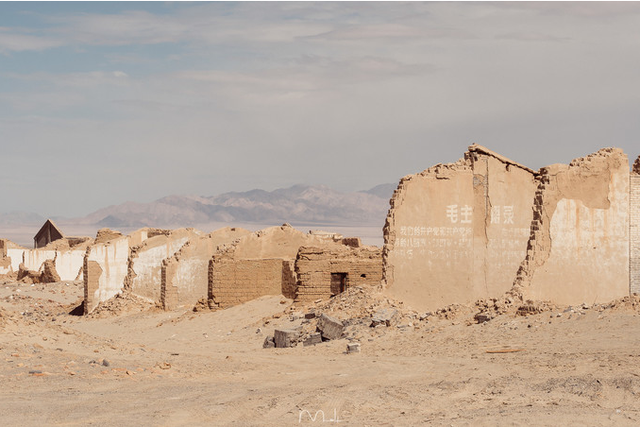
[{"left": 75, "top": 184, "right": 396, "bottom": 228}]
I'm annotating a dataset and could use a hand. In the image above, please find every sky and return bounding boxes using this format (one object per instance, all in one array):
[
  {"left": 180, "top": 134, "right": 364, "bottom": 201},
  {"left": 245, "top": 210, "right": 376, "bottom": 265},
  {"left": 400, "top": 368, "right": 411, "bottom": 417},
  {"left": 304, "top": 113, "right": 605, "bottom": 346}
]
[{"left": 1, "top": 1, "right": 640, "bottom": 218}]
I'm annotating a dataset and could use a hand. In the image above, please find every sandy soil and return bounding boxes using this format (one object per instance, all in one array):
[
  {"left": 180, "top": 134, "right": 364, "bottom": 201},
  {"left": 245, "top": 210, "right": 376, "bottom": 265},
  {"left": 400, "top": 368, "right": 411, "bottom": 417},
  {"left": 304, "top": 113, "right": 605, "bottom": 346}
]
[{"left": 1, "top": 279, "right": 640, "bottom": 426}]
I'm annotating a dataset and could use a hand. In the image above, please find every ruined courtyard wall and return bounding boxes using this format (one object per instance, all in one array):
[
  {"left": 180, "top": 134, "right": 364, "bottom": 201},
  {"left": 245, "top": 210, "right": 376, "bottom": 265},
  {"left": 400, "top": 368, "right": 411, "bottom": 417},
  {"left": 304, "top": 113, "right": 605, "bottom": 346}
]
[
  {"left": 22, "top": 249, "right": 86, "bottom": 281},
  {"left": 161, "top": 227, "right": 250, "bottom": 310},
  {"left": 209, "top": 257, "right": 285, "bottom": 308},
  {"left": 129, "top": 229, "right": 198, "bottom": 303},
  {"left": 84, "top": 235, "right": 130, "bottom": 314},
  {"left": 516, "top": 149, "right": 630, "bottom": 305},
  {"left": 631, "top": 164, "right": 640, "bottom": 294},
  {"left": 383, "top": 146, "right": 536, "bottom": 311},
  {"left": 295, "top": 246, "right": 383, "bottom": 302}
]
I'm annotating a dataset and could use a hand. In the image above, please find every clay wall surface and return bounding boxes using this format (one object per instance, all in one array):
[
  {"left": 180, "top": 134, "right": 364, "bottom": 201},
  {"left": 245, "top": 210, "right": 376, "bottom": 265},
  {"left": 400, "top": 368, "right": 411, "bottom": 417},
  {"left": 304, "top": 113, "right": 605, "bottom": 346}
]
[
  {"left": 383, "top": 145, "right": 536, "bottom": 311},
  {"left": 161, "top": 227, "right": 250, "bottom": 310},
  {"left": 129, "top": 228, "right": 199, "bottom": 302},
  {"left": 209, "top": 257, "right": 285, "bottom": 308},
  {"left": 230, "top": 224, "right": 344, "bottom": 260},
  {"left": 295, "top": 246, "right": 383, "bottom": 302},
  {"left": 632, "top": 169, "right": 640, "bottom": 295},
  {"left": 516, "top": 149, "right": 630, "bottom": 305}
]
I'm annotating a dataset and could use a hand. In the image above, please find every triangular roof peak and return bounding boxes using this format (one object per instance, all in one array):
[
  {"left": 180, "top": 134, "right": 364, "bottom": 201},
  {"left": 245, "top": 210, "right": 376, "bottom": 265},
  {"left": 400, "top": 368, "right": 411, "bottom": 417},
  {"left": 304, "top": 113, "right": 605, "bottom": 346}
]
[
  {"left": 468, "top": 143, "right": 536, "bottom": 174},
  {"left": 34, "top": 219, "right": 65, "bottom": 240}
]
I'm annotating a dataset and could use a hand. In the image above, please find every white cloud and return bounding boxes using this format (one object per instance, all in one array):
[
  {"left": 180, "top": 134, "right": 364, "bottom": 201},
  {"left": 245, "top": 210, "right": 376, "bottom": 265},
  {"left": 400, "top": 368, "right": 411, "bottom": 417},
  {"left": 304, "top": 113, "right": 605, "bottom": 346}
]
[{"left": 0, "top": 28, "right": 63, "bottom": 53}]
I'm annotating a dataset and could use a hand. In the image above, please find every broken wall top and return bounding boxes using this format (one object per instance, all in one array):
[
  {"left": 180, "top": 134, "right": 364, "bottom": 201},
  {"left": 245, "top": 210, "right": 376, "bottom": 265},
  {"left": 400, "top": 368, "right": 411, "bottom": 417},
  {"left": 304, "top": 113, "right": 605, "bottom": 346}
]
[
  {"left": 40, "top": 236, "right": 94, "bottom": 251},
  {"left": 297, "top": 245, "right": 382, "bottom": 261},
  {"left": 217, "top": 224, "right": 347, "bottom": 260},
  {"left": 633, "top": 155, "right": 640, "bottom": 175},
  {"left": 165, "top": 226, "right": 250, "bottom": 264}
]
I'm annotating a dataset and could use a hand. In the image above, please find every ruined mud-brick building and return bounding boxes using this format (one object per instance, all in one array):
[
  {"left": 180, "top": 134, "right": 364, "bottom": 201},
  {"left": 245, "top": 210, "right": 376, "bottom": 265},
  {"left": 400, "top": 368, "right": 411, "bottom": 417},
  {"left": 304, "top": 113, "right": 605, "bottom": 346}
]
[
  {"left": 294, "top": 242, "right": 383, "bottom": 302},
  {"left": 208, "top": 224, "right": 350, "bottom": 308},
  {"left": 160, "top": 227, "right": 250, "bottom": 310},
  {"left": 384, "top": 144, "right": 639, "bottom": 310}
]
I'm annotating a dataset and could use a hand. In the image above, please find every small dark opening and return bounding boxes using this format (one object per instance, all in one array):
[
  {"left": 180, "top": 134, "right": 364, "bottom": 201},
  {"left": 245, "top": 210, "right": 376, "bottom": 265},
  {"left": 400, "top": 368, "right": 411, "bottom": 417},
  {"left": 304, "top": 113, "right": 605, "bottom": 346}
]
[
  {"left": 330, "top": 272, "right": 348, "bottom": 296},
  {"left": 360, "top": 274, "right": 366, "bottom": 278}
]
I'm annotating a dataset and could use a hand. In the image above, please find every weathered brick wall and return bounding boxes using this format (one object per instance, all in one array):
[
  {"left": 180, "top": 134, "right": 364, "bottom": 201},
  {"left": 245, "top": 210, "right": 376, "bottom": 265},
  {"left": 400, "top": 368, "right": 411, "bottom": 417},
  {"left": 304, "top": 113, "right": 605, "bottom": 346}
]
[
  {"left": 281, "top": 260, "right": 297, "bottom": 299},
  {"left": 209, "top": 257, "right": 286, "bottom": 308},
  {"left": 295, "top": 246, "right": 383, "bottom": 302},
  {"left": 83, "top": 256, "right": 103, "bottom": 314},
  {"left": 631, "top": 174, "right": 640, "bottom": 294}
]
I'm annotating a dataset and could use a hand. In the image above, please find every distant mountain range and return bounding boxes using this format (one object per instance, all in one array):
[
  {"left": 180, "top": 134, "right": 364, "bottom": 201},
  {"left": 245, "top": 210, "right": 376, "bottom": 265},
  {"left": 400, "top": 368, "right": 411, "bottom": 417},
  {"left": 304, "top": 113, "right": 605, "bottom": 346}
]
[{"left": 0, "top": 184, "right": 397, "bottom": 230}]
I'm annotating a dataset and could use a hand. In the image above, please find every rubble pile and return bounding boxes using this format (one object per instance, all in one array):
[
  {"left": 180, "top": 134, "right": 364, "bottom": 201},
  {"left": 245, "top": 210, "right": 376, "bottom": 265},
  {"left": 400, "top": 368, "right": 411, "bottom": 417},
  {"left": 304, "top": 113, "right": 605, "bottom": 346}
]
[{"left": 87, "top": 292, "right": 157, "bottom": 318}]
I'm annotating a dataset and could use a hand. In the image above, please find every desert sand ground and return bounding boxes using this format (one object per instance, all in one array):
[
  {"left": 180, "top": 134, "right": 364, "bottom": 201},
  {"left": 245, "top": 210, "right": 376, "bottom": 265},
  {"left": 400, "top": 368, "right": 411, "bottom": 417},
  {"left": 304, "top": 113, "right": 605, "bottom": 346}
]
[{"left": 1, "top": 279, "right": 640, "bottom": 426}]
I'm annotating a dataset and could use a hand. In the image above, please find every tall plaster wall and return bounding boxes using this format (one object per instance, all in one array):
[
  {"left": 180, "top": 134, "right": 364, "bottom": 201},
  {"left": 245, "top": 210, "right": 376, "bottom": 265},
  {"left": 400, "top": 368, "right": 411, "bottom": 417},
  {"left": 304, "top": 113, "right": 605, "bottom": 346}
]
[
  {"left": 83, "top": 228, "right": 151, "bottom": 313},
  {"left": 161, "top": 227, "right": 250, "bottom": 310},
  {"left": 515, "top": 149, "right": 630, "bottom": 305},
  {"left": 383, "top": 145, "right": 536, "bottom": 311},
  {"left": 128, "top": 229, "right": 198, "bottom": 302},
  {"left": 84, "top": 236, "right": 131, "bottom": 314},
  {"left": 632, "top": 160, "right": 640, "bottom": 294}
]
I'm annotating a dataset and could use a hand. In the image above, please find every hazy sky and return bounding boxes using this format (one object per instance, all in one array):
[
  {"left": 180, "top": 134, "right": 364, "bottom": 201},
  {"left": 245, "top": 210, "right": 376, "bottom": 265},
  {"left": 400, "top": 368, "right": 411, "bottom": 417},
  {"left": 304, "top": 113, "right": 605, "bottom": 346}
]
[{"left": 1, "top": 2, "right": 640, "bottom": 218}]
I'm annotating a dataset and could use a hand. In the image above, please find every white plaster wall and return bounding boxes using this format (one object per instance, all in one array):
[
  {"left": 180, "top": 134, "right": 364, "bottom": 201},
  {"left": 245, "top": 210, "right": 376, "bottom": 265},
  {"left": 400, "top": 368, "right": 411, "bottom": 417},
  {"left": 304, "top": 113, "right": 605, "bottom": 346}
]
[
  {"left": 6, "top": 248, "right": 26, "bottom": 272},
  {"left": 23, "top": 250, "right": 56, "bottom": 272},
  {"left": 87, "top": 237, "right": 130, "bottom": 304},
  {"left": 53, "top": 251, "right": 86, "bottom": 281},
  {"left": 132, "top": 237, "right": 190, "bottom": 301},
  {"left": 18, "top": 249, "right": 86, "bottom": 281},
  {"left": 173, "top": 257, "right": 206, "bottom": 301}
]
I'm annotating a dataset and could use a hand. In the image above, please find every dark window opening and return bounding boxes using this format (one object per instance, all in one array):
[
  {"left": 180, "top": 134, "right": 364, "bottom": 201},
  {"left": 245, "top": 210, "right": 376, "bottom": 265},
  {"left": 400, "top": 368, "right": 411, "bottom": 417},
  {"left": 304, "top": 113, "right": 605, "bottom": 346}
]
[{"left": 360, "top": 274, "right": 367, "bottom": 278}]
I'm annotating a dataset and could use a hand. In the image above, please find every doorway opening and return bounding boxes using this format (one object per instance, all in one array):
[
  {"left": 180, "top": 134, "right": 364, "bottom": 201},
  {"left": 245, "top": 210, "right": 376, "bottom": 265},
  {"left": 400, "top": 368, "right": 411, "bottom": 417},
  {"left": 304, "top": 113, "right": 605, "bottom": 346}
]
[{"left": 330, "top": 272, "right": 349, "bottom": 296}]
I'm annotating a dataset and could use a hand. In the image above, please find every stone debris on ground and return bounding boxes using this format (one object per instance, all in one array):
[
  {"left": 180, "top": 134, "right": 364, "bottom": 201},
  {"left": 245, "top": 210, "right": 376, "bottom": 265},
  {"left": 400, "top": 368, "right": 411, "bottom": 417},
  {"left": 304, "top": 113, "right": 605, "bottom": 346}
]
[
  {"left": 87, "top": 292, "right": 157, "bottom": 318},
  {"left": 274, "top": 328, "right": 300, "bottom": 348}
]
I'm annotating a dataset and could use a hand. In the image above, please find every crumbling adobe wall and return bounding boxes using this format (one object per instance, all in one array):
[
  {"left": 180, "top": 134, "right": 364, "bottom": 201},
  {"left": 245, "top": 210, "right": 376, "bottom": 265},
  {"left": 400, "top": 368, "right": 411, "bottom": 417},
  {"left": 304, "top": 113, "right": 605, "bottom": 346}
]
[
  {"left": 295, "top": 245, "right": 383, "bottom": 302},
  {"left": 513, "top": 148, "right": 630, "bottom": 305},
  {"left": 632, "top": 156, "right": 640, "bottom": 295},
  {"left": 1, "top": 239, "right": 27, "bottom": 274},
  {"left": 383, "top": 144, "right": 537, "bottom": 311},
  {"left": 83, "top": 228, "right": 155, "bottom": 313},
  {"left": 160, "top": 227, "right": 250, "bottom": 310},
  {"left": 208, "top": 224, "right": 346, "bottom": 308},
  {"left": 127, "top": 228, "right": 199, "bottom": 303},
  {"left": 209, "top": 256, "right": 286, "bottom": 308},
  {"left": 0, "top": 239, "right": 11, "bottom": 275}
]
